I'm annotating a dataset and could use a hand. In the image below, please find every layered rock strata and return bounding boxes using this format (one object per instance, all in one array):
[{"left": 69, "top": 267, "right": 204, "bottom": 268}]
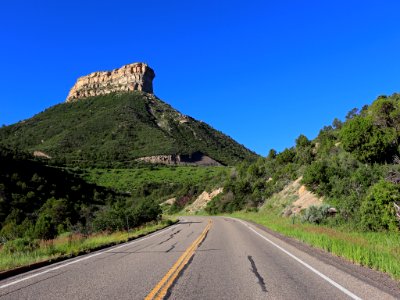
[
  {"left": 66, "top": 62, "right": 155, "bottom": 102},
  {"left": 136, "top": 152, "right": 222, "bottom": 166}
]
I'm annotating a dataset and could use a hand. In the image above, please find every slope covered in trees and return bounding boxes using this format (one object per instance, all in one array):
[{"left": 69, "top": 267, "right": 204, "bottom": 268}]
[
  {"left": 207, "top": 94, "right": 400, "bottom": 232},
  {"left": 0, "top": 92, "right": 257, "bottom": 167},
  {"left": 0, "top": 146, "right": 161, "bottom": 242}
]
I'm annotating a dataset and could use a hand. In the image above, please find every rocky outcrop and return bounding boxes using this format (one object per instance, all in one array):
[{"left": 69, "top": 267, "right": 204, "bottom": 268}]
[
  {"left": 66, "top": 62, "right": 155, "bottom": 102},
  {"left": 136, "top": 152, "right": 222, "bottom": 166},
  {"left": 185, "top": 188, "right": 223, "bottom": 213},
  {"left": 278, "top": 177, "right": 323, "bottom": 216},
  {"left": 33, "top": 151, "right": 51, "bottom": 159}
]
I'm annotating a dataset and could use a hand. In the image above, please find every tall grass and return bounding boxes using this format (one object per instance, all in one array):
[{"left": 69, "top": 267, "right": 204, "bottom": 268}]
[
  {"left": 0, "top": 219, "right": 176, "bottom": 272},
  {"left": 230, "top": 211, "right": 400, "bottom": 280}
]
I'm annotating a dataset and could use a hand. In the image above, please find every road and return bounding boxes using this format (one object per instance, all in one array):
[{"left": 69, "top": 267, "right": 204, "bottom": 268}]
[{"left": 1, "top": 216, "right": 399, "bottom": 299}]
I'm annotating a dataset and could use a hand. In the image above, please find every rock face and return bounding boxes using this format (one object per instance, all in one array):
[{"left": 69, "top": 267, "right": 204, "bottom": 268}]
[
  {"left": 185, "top": 188, "right": 223, "bottom": 213},
  {"left": 279, "top": 177, "right": 323, "bottom": 217},
  {"left": 136, "top": 152, "right": 222, "bottom": 166},
  {"left": 33, "top": 151, "right": 51, "bottom": 159},
  {"left": 66, "top": 62, "right": 155, "bottom": 102}
]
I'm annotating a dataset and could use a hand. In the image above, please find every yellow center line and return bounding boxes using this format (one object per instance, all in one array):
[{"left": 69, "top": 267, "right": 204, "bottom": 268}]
[{"left": 145, "top": 219, "right": 213, "bottom": 300}]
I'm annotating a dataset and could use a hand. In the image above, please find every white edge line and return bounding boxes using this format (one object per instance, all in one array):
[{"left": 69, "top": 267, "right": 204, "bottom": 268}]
[
  {"left": 231, "top": 217, "right": 362, "bottom": 300},
  {"left": 0, "top": 222, "right": 180, "bottom": 289}
]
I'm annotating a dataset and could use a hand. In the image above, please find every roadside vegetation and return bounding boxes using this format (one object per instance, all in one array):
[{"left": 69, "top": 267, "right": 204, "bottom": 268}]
[{"left": 0, "top": 219, "right": 175, "bottom": 272}]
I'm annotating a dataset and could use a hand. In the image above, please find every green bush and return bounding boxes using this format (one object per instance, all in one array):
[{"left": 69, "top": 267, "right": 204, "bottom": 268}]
[
  {"left": 340, "top": 116, "right": 397, "bottom": 163},
  {"left": 295, "top": 134, "right": 314, "bottom": 165},
  {"left": 276, "top": 148, "right": 296, "bottom": 164},
  {"left": 302, "top": 161, "right": 331, "bottom": 195},
  {"left": 92, "top": 199, "right": 161, "bottom": 232},
  {"left": 301, "top": 205, "right": 330, "bottom": 224},
  {"left": 34, "top": 214, "right": 57, "bottom": 240},
  {"left": 134, "top": 199, "right": 162, "bottom": 224},
  {"left": 3, "top": 238, "right": 39, "bottom": 254},
  {"left": 92, "top": 207, "right": 125, "bottom": 232},
  {"left": 360, "top": 180, "right": 399, "bottom": 231}
]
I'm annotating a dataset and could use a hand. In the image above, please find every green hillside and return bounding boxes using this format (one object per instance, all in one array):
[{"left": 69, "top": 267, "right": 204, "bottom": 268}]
[
  {"left": 0, "top": 146, "right": 161, "bottom": 241},
  {"left": 208, "top": 93, "right": 400, "bottom": 232},
  {"left": 0, "top": 92, "right": 257, "bottom": 167},
  {"left": 84, "top": 166, "right": 228, "bottom": 195}
]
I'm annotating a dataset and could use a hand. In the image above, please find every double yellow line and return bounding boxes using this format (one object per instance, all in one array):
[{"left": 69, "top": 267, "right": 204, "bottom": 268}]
[{"left": 145, "top": 219, "right": 213, "bottom": 300}]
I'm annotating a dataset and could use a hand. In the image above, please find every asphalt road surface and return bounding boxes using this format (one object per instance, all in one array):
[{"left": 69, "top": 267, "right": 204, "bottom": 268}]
[{"left": 1, "top": 216, "right": 399, "bottom": 299}]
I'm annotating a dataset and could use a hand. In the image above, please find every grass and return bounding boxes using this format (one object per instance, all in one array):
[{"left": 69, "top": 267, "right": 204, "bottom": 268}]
[
  {"left": 229, "top": 210, "right": 400, "bottom": 280},
  {"left": 0, "top": 219, "right": 176, "bottom": 272},
  {"left": 84, "top": 166, "right": 228, "bottom": 193}
]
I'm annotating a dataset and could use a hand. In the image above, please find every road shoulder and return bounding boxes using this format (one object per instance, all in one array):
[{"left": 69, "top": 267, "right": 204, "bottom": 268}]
[{"left": 238, "top": 217, "right": 400, "bottom": 298}]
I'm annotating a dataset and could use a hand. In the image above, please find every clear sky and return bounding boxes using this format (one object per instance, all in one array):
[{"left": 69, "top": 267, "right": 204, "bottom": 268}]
[{"left": 2, "top": 1, "right": 400, "bottom": 155}]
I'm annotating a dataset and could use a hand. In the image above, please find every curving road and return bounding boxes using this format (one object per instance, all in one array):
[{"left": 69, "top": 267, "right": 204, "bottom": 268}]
[{"left": 0, "top": 216, "right": 399, "bottom": 299}]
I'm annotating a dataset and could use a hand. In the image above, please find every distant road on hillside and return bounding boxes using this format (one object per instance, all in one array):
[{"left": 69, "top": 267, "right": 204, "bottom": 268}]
[{"left": 1, "top": 217, "right": 399, "bottom": 299}]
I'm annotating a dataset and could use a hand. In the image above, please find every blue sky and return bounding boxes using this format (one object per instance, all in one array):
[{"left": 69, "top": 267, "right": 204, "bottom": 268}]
[{"left": 2, "top": 1, "right": 400, "bottom": 155}]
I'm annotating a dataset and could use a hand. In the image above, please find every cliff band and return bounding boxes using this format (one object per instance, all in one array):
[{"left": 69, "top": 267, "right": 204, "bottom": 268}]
[{"left": 66, "top": 62, "right": 155, "bottom": 102}]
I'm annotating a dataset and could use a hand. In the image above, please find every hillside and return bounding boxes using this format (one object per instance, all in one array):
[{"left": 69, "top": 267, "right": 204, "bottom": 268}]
[
  {"left": 0, "top": 146, "right": 108, "bottom": 225},
  {"left": 0, "top": 91, "right": 257, "bottom": 167},
  {"left": 0, "top": 146, "right": 161, "bottom": 240},
  {"left": 207, "top": 93, "right": 400, "bottom": 232}
]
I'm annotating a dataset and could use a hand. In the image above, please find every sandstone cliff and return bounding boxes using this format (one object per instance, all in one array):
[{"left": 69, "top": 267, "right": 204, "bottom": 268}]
[{"left": 66, "top": 62, "right": 155, "bottom": 102}]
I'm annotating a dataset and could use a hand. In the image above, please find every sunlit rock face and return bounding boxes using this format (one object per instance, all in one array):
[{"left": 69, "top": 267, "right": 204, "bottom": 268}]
[{"left": 66, "top": 62, "right": 155, "bottom": 102}]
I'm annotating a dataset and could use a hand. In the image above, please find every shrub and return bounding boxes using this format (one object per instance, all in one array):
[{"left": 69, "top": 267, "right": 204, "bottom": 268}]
[
  {"left": 302, "top": 161, "right": 331, "bottom": 195},
  {"left": 92, "top": 207, "right": 125, "bottom": 232},
  {"left": 169, "top": 195, "right": 192, "bottom": 214},
  {"left": 301, "top": 204, "right": 330, "bottom": 224},
  {"left": 276, "top": 148, "right": 296, "bottom": 164},
  {"left": 134, "top": 199, "right": 162, "bottom": 224},
  {"left": 340, "top": 116, "right": 397, "bottom": 163},
  {"left": 3, "top": 238, "right": 39, "bottom": 254},
  {"left": 92, "top": 199, "right": 161, "bottom": 232},
  {"left": 34, "top": 214, "right": 57, "bottom": 240},
  {"left": 360, "top": 180, "right": 399, "bottom": 231}
]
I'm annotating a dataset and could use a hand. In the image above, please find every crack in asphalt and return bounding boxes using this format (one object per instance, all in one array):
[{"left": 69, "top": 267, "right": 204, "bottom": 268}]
[
  {"left": 165, "top": 242, "right": 178, "bottom": 253},
  {"left": 116, "top": 240, "right": 159, "bottom": 254},
  {"left": 157, "top": 230, "right": 181, "bottom": 245},
  {"left": 248, "top": 255, "right": 267, "bottom": 293},
  {"left": 186, "top": 231, "right": 194, "bottom": 238}
]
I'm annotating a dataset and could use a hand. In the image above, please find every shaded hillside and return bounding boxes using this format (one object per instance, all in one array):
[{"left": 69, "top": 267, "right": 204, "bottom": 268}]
[
  {"left": 0, "top": 146, "right": 114, "bottom": 237},
  {"left": 0, "top": 146, "right": 160, "bottom": 240},
  {"left": 0, "top": 92, "right": 257, "bottom": 167}
]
